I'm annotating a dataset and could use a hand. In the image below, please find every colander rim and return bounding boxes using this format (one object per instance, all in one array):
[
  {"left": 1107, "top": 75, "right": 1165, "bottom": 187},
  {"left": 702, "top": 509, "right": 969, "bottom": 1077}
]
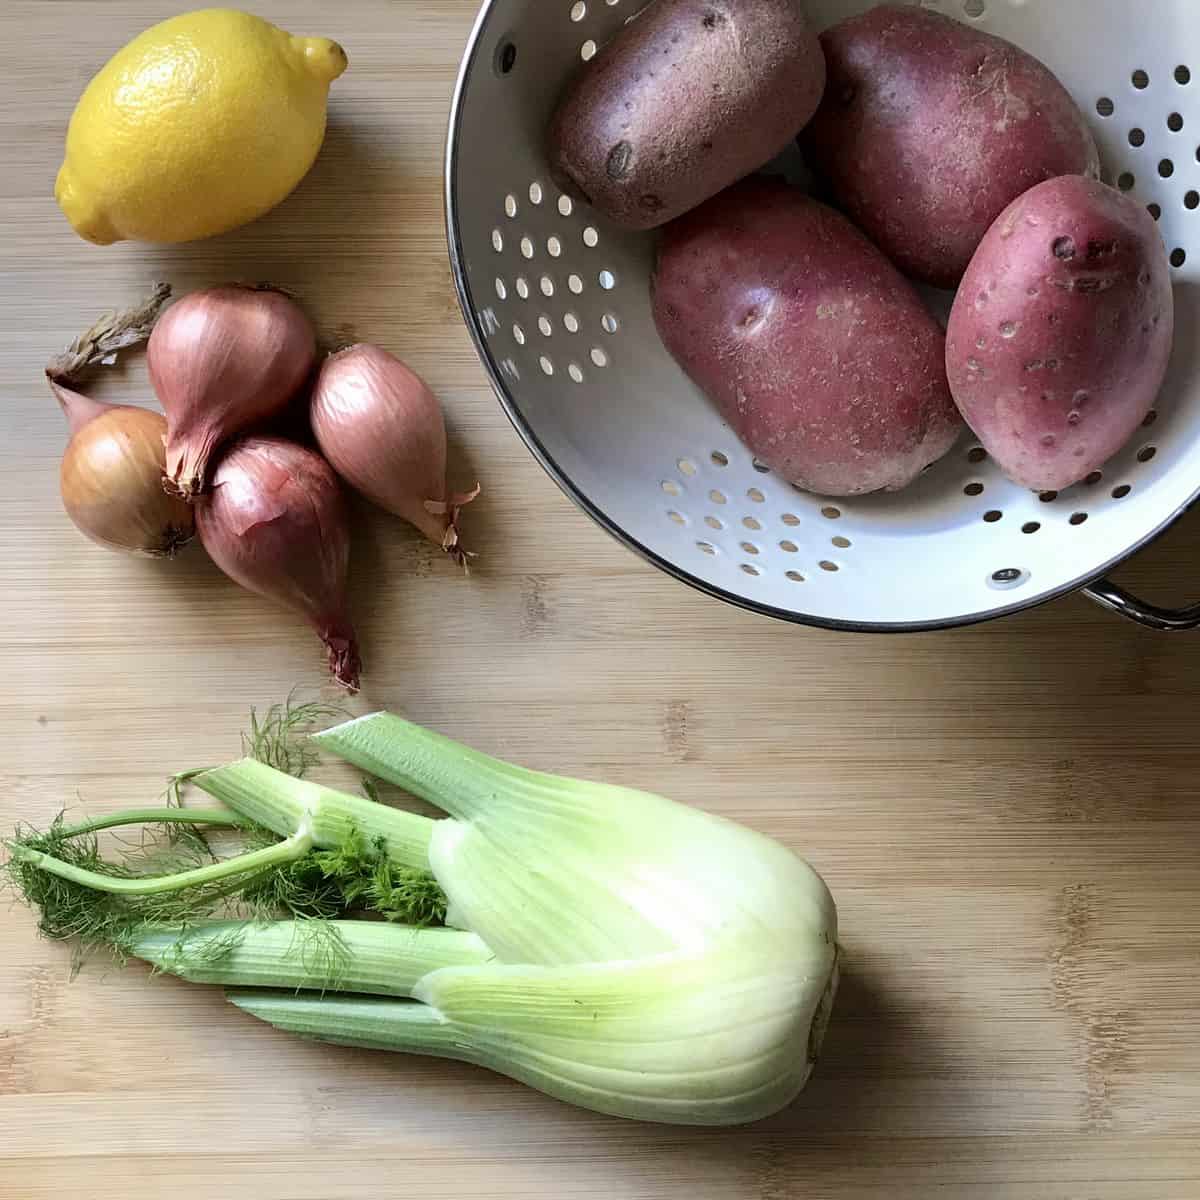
[{"left": 442, "top": 0, "right": 1196, "bottom": 633}]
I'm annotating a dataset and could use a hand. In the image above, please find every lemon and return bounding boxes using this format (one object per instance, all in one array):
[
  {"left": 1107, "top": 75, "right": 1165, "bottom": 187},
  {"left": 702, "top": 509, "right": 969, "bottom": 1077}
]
[{"left": 56, "top": 8, "right": 347, "bottom": 245}]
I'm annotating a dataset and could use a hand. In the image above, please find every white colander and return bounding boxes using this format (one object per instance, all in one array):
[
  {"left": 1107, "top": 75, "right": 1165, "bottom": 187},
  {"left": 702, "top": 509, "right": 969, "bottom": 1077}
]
[{"left": 446, "top": 0, "right": 1200, "bottom": 631}]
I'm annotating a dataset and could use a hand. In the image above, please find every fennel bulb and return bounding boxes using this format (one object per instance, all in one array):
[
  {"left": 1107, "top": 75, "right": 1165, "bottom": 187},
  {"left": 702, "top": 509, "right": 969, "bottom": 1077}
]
[{"left": 7, "top": 711, "right": 838, "bottom": 1126}]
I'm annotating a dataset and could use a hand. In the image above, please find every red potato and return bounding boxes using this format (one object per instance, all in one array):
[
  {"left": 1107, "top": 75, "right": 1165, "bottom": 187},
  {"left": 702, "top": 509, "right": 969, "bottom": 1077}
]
[
  {"left": 652, "top": 177, "right": 962, "bottom": 497},
  {"left": 547, "top": 0, "right": 826, "bottom": 230},
  {"left": 801, "top": 5, "right": 1100, "bottom": 288},
  {"left": 946, "top": 176, "right": 1174, "bottom": 491}
]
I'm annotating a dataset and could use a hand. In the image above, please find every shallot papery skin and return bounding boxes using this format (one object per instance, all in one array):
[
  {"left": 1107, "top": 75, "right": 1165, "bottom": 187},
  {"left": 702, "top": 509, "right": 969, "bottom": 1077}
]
[
  {"left": 149, "top": 287, "right": 317, "bottom": 500},
  {"left": 311, "top": 344, "right": 477, "bottom": 567},
  {"left": 196, "top": 437, "right": 362, "bottom": 691}
]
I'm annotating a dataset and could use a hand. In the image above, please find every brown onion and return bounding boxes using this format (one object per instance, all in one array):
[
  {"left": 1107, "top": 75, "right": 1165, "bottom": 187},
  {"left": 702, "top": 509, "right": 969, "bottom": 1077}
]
[
  {"left": 311, "top": 344, "right": 477, "bottom": 567},
  {"left": 53, "top": 379, "right": 195, "bottom": 557},
  {"left": 149, "top": 286, "right": 317, "bottom": 500},
  {"left": 195, "top": 436, "right": 361, "bottom": 691}
]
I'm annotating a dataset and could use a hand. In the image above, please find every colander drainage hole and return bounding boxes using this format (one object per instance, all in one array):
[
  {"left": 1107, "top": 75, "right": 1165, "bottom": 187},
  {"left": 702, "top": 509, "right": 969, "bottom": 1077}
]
[
  {"left": 1129, "top": 128, "right": 1146, "bottom": 147},
  {"left": 571, "top": 1, "right": 587, "bottom": 21},
  {"left": 581, "top": 39, "right": 598, "bottom": 62},
  {"left": 495, "top": 277, "right": 507, "bottom": 300},
  {"left": 1176, "top": 66, "right": 1192, "bottom": 86},
  {"left": 962, "top": 0, "right": 985, "bottom": 17},
  {"left": 1069, "top": 512, "right": 1088, "bottom": 526},
  {"left": 1113, "top": 484, "right": 1132, "bottom": 499},
  {"left": 781, "top": 513, "right": 800, "bottom": 527},
  {"left": 492, "top": 229, "right": 504, "bottom": 251},
  {"left": 832, "top": 536, "right": 851, "bottom": 549},
  {"left": 709, "top": 489, "right": 726, "bottom": 504},
  {"left": 1186, "top": 192, "right": 1199, "bottom": 210},
  {"left": 515, "top": 277, "right": 530, "bottom": 299},
  {"left": 786, "top": 571, "right": 806, "bottom": 583},
  {"left": 504, "top": 194, "right": 518, "bottom": 218},
  {"left": 1170, "top": 248, "right": 1187, "bottom": 268},
  {"left": 1149, "top": 203, "right": 1162, "bottom": 220},
  {"left": 741, "top": 563, "right": 761, "bottom": 576},
  {"left": 558, "top": 195, "right": 574, "bottom": 217},
  {"left": 602, "top": 313, "right": 619, "bottom": 334},
  {"left": 697, "top": 541, "right": 716, "bottom": 555},
  {"left": 964, "top": 482, "right": 985, "bottom": 497},
  {"left": 583, "top": 226, "right": 599, "bottom": 248},
  {"left": 705, "top": 515, "right": 723, "bottom": 530},
  {"left": 529, "top": 181, "right": 544, "bottom": 205},
  {"left": 1138, "top": 444, "right": 1158, "bottom": 462},
  {"left": 668, "top": 510, "right": 685, "bottom": 525},
  {"left": 568, "top": 363, "right": 585, "bottom": 383},
  {"left": 1084, "top": 470, "right": 1103, "bottom": 486},
  {"left": 539, "top": 355, "right": 554, "bottom": 376},
  {"left": 780, "top": 540, "right": 798, "bottom": 553},
  {"left": 1039, "top": 490, "right": 1058, "bottom": 503},
  {"left": 512, "top": 322, "right": 525, "bottom": 345},
  {"left": 678, "top": 458, "right": 697, "bottom": 476},
  {"left": 568, "top": 274, "right": 584, "bottom": 294},
  {"left": 983, "top": 509, "right": 1003, "bottom": 523},
  {"left": 747, "top": 487, "right": 764, "bottom": 503},
  {"left": 1117, "top": 172, "right": 1136, "bottom": 192},
  {"left": 821, "top": 505, "right": 842, "bottom": 520},
  {"left": 989, "top": 568, "right": 1030, "bottom": 590},
  {"left": 1160, "top": 158, "right": 1176, "bottom": 178},
  {"left": 564, "top": 312, "right": 580, "bottom": 333},
  {"left": 967, "top": 446, "right": 987, "bottom": 463},
  {"left": 590, "top": 347, "right": 609, "bottom": 367},
  {"left": 538, "top": 315, "right": 553, "bottom": 336},
  {"left": 1022, "top": 521, "right": 1041, "bottom": 535},
  {"left": 743, "top": 516, "right": 762, "bottom": 531},
  {"left": 1133, "top": 69, "right": 1150, "bottom": 90},
  {"left": 598, "top": 269, "right": 616, "bottom": 289},
  {"left": 1169, "top": 113, "right": 1185, "bottom": 132},
  {"left": 495, "top": 41, "right": 517, "bottom": 75},
  {"left": 819, "top": 560, "right": 839, "bottom": 573},
  {"left": 1144, "top": 410, "right": 1159, "bottom": 427},
  {"left": 1096, "top": 97, "right": 1115, "bottom": 118},
  {"left": 741, "top": 542, "right": 760, "bottom": 555},
  {"left": 520, "top": 236, "right": 535, "bottom": 259},
  {"left": 540, "top": 275, "right": 555, "bottom": 296},
  {"left": 661, "top": 480, "right": 680, "bottom": 496},
  {"left": 710, "top": 450, "right": 729, "bottom": 467}
]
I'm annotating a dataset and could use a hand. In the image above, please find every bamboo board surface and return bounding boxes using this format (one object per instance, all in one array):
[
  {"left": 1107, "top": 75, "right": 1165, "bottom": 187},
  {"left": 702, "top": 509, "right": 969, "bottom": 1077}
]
[{"left": 2, "top": 2, "right": 1200, "bottom": 1197}]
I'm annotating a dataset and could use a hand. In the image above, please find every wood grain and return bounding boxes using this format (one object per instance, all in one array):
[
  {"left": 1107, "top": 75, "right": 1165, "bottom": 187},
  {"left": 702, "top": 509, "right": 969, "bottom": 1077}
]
[{"left": 2, "top": 2, "right": 1200, "bottom": 1197}]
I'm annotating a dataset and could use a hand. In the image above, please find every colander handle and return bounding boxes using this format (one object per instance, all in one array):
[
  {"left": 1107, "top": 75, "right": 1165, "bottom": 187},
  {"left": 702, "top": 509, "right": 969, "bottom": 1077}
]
[{"left": 1083, "top": 580, "right": 1200, "bottom": 631}]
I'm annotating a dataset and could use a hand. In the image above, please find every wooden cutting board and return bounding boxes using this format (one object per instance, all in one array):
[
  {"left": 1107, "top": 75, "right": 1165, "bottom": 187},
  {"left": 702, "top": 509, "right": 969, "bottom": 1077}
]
[{"left": 2, "top": 2, "right": 1199, "bottom": 1196}]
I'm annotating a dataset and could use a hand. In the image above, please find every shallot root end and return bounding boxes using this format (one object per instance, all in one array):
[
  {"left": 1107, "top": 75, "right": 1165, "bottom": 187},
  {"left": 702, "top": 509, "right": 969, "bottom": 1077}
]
[{"left": 156, "top": 523, "right": 196, "bottom": 559}]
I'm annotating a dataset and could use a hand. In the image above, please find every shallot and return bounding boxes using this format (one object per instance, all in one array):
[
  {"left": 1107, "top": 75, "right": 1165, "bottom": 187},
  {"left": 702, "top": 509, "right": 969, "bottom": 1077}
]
[
  {"left": 54, "top": 380, "right": 195, "bottom": 557},
  {"left": 311, "top": 344, "right": 477, "bottom": 567},
  {"left": 195, "top": 437, "right": 361, "bottom": 691},
  {"left": 47, "top": 283, "right": 193, "bottom": 557},
  {"left": 149, "top": 286, "right": 317, "bottom": 500}
]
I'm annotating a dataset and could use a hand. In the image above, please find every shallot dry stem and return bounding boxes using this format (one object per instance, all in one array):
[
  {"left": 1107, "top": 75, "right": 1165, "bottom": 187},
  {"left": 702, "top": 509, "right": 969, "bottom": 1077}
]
[{"left": 46, "top": 282, "right": 172, "bottom": 385}]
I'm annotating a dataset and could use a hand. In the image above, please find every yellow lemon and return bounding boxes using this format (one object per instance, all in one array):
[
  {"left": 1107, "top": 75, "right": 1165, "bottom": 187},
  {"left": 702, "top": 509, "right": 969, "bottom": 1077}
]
[{"left": 56, "top": 8, "right": 347, "bottom": 245}]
